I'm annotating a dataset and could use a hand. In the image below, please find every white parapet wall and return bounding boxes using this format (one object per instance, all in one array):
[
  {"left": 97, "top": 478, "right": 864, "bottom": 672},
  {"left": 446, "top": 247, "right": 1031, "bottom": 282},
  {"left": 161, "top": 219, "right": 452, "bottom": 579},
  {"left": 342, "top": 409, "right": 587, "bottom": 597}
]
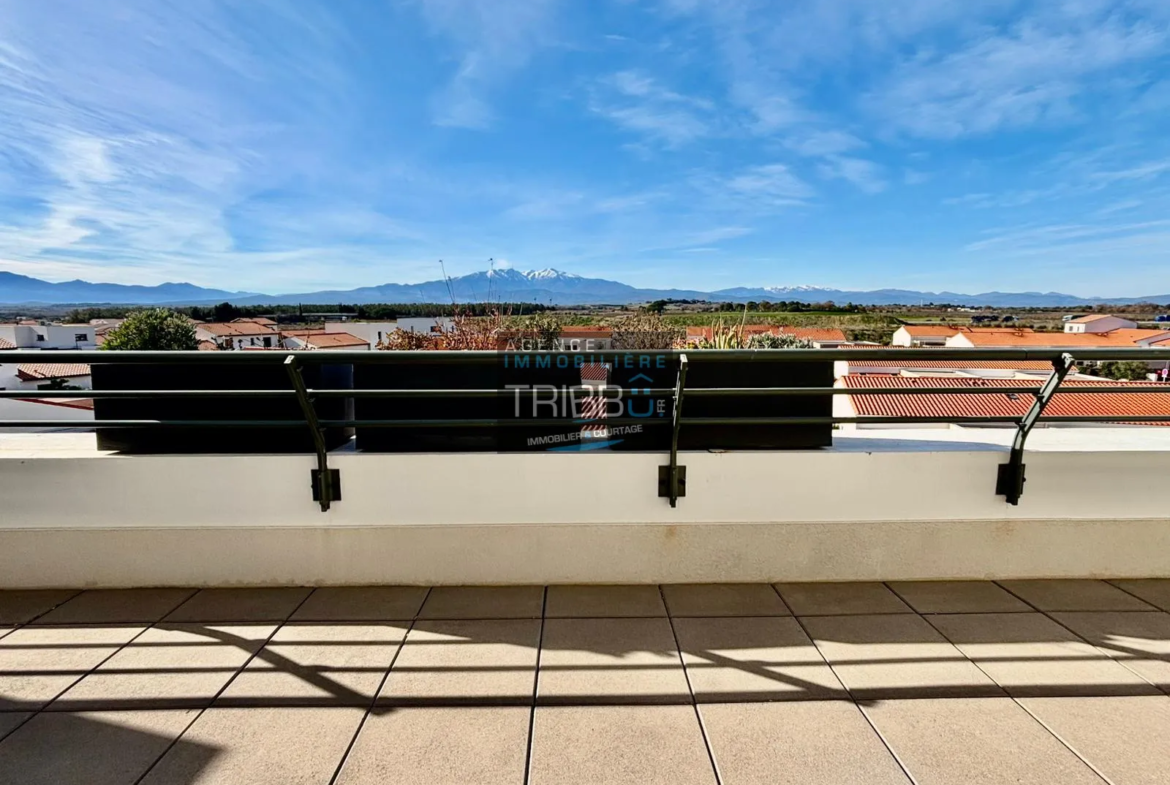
[{"left": 2, "top": 429, "right": 1170, "bottom": 586}]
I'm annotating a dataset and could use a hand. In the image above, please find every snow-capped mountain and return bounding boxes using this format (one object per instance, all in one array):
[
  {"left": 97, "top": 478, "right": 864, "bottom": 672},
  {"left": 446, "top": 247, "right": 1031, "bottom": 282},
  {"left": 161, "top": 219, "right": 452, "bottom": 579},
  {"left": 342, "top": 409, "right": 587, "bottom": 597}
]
[{"left": 1, "top": 268, "right": 1167, "bottom": 307}]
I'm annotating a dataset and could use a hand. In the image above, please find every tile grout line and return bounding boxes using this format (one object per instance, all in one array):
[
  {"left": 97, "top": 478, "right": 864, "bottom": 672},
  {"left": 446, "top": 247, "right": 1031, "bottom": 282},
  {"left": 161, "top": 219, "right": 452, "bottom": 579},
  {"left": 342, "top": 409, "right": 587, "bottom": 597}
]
[
  {"left": 659, "top": 584, "right": 724, "bottom": 785},
  {"left": 774, "top": 585, "right": 922, "bottom": 785},
  {"left": 0, "top": 588, "right": 196, "bottom": 747},
  {"left": 1104, "top": 579, "right": 1170, "bottom": 613},
  {"left": 918, "top": 608, "right": 1116, "bottom": 785},
  {"left": 326, "top": 587, "right": 434, "bottom": 785},
  {"left": 992, "top": 581, "right": 1170, "bottom": 697},
  {"left": 131, "top": 586, "right": 319, "bottom": 785},
  {"left": 522, "top": 586, "right": 549, "bottom": 785}
]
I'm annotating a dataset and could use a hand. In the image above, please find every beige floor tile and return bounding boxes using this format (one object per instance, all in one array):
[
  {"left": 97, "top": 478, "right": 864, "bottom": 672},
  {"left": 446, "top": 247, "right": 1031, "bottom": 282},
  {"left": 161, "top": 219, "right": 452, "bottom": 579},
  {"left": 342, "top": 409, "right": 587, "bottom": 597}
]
[
  {"left": 538, "top": 617, "right": 688, "bottom": 704},
  {"left": 0, "top": 625, "right": 145, "bottom": 711},
  {"left": 378, "top": 619, "right": 539, "bottom": 704},
  {"left": 776, "top": 583, "right": 911, "bottom": 616},
  {"left": 886, "top": 581, "right": 1031, "bottom": 614},
  {"left": 864, "top": 698, "right": 1103, "bottom": 785},
  {"left": 417, "top": 587, "right": 543, "bottom": 620},
  {"left": 0, "top": 590, "right": 79, "bottom": 626},
  {"left": 545, "top": 585, "right": 666, "bottom": 618},
  {"left": 34, "top": 590, "right": 195, "bottom": 625},
  {"left": 140, "top": 706, "right": 364, "bottom": 785},
  {"left": 673, "top": 617, "right": 844, "bottom": 702},
  {"left": 929, "top": 612, "right": 1159, "bottom": 697},
  {"left": 1020, "top": 696, "right": 1170, "bottom": 785},
  {"left": 1109, "top": 580, "right": 1170, "bottom": 612},
  {"left": 1052, "top": 611, "right": 1170, "bottom": 689},
  {"left": 661, "top": 584, "right": 789, "bottom": 617},
  {"left": 802, "top": 614, "right": 1000, "bottom": 699},
  {"left": 998, "top": 580, "right": 1156, "bottom": 611},
  {"left": 335, "top": 707, "right": 529, "bottom": 785},
  {"left": 220, "top": 623, "right": 407, "bottom": 707},
  {"left": 0, "top": 710, "right": 201, "bottom": 785},
  {"left": 529, "top": 705, "right": 716, "bottom": 785},
  {"left": 49, "top": 625, "right": 274, "bottom": 711},
  {"left": 701, "top": 701, "right": 910, "bottom": 785},
  {"left": 164, "top": 588, "right": 312, "bottom": 622},
  {"left": 289, "top": 587, "right": 428, "bottom": 621},
  {"left": 0, "top": 713, "right": 30, "bottom": 741}
]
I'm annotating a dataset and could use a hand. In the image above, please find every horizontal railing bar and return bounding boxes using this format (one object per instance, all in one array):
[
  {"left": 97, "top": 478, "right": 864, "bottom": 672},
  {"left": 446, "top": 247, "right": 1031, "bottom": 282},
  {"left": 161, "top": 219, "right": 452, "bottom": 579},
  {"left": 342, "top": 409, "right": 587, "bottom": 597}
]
[
  {"left": 5, "top": 414, "right": 1168, "bottom": 430},
  {"left": 0, "top": 390, "right": 298, "bottom": 399},
  {"left": 2, "top": 386, "right": 1165, "bottom": 401},
  {"left": 7, "top": 347, "right": 1170, "bottom": 363}
]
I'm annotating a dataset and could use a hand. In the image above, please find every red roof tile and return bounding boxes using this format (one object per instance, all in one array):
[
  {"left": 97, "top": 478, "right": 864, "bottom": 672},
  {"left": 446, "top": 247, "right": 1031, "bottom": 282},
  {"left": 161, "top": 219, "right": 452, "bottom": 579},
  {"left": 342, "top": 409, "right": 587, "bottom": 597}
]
[
  {"left": 16, "top": 363, "right": 92, "bottom": 381},
  {"left": 841, "top": 375, "right": 1170, "bottom": 424}
]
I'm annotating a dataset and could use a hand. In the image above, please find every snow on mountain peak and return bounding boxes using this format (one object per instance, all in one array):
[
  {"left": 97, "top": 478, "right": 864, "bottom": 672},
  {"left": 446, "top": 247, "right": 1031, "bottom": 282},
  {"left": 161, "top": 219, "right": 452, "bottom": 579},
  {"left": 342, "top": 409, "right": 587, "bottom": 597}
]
[{"left": 524, "top": 268, "right": 579, "bottom": 280}]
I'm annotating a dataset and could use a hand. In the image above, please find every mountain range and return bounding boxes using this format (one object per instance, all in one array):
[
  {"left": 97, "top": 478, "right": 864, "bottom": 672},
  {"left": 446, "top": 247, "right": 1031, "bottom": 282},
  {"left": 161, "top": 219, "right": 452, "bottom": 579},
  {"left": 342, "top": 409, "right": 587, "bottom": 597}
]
[{"left": 1, "top": 269, "right": 1168, "bottom": 308}]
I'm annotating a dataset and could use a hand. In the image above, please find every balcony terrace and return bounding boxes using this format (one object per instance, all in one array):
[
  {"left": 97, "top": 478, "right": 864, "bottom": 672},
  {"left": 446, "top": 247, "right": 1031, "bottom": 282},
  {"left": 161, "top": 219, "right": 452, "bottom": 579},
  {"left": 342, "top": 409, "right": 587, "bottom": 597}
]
[
  {"left": 3, "top": 582, "right": 1170, "bottom": 784},
  {"left": 1, "top": 348, "right": 1170, "bottom": 782}
]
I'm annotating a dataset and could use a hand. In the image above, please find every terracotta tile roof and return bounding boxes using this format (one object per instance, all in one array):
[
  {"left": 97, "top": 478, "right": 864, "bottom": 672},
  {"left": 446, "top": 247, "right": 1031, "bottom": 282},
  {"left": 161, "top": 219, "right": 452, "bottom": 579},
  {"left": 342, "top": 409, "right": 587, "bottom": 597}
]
[
  {"left": 232, "top": 317, "right": 277, "bottom": 326},
  {"left": 0, "top": 338, "right": 15, "bottom": 350},
  {"left": 16, "top": 363, "right": 92, "bottom": 381},
  {"left": 841, "top": 375, "right": 1170, "bottom": 424},
  {"left": 302, "top": 332, "right": 369, "bottom": 348},
  {"left": 1069, "top": 314, "right": 1114, "bottom": 323},
  {"left": 685, "top": 325, "right": 848, "bottom": 342},
  {"left": 843, "top": 357, "right": 1063, "bottom": 371},
  {"left": 901, "top": 325, "right": 961, "bottom": 336},
  {"left": 279, "top": 329, "right": 326, "bottom": 338},
  {"left": 197, "top": 339, "right": 220, "bottom": 351},
  {"left": 197, "top": 322, "right": 277, "bottom": 337},
  {"left": 13, "top": 397, "right": 94, "bottom": 410},
  {"left": 956, "top": 329, "right": 1170, "bottom": 347}
]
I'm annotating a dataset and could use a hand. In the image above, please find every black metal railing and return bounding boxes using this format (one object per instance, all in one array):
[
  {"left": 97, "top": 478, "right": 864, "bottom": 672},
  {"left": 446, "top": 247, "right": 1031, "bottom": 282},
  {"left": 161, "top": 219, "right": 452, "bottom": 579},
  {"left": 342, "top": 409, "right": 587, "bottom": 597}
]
[{"left": 2, "top": 348, "right": 1169, "bottom": 510}]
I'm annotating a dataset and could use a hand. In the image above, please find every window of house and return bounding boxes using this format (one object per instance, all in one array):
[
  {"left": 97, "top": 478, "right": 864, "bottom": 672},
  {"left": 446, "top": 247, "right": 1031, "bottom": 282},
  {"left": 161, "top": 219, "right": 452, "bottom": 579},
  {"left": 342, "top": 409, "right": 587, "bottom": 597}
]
[
  {"left": 263, "top": 336, "right": 272, "bottom": 348},
  {"left": 35, "top": 334, "right": 44, "bottom": 341},
  {"left": 75, "top": 334, "right": 87, "bottom": 343}
]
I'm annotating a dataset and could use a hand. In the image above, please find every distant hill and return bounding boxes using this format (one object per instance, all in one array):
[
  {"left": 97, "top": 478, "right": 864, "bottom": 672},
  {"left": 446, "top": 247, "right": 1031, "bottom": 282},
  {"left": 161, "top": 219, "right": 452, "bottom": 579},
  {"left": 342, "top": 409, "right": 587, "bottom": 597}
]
[
  {"left": 0, "top": 271, "right": 257, "bottom": 305},
  {"left": 1, "top": 268, "right": 1168, "bottom": 308}
]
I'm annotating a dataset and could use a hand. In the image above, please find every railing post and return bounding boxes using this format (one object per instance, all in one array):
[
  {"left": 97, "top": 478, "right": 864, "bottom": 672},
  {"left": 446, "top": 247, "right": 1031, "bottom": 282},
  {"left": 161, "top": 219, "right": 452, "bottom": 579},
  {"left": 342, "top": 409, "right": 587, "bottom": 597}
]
[
  {"left": 996, "top": 352, "right": 1075, "bottom": 505},
  {"left": 659, "top": 353, "right": 689, "bottom": 507},
  {"left": 284, "top": 355, "right": 336, "bottom": 512}
]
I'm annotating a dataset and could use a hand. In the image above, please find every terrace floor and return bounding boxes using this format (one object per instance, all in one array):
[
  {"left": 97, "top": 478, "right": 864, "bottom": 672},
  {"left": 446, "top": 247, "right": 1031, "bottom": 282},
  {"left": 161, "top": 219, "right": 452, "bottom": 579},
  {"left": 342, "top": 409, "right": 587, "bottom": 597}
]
[{"left": 2, "top": 580, "right": 1170, "bottom": 784}]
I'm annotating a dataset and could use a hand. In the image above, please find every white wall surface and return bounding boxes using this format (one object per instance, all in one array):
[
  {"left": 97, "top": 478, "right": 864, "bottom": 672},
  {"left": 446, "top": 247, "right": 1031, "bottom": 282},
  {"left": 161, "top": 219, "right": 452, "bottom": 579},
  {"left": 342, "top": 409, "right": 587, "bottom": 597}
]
[{"left": 2, "top": 431, "right": 1170, "bottom": 586}]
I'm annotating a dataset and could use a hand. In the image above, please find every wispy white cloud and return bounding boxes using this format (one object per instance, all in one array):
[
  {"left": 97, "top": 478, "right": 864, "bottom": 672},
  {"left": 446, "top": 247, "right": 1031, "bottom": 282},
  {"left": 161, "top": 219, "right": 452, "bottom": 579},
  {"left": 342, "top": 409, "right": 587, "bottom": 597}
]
[
  {"left": 588, "top": 70, "right": 716, "bottom": 146},
  {"left": 817, "top": 156, "right": 887, "bottom": 194},
  {"left": 417, "top": 0, "right": 562, "bottom": 129},
  {"left": 868, "top": 13, "right": 1168, "bottom": 138},
  {"left": 718, "top": 163, "right": 815, "bottom": 207}
]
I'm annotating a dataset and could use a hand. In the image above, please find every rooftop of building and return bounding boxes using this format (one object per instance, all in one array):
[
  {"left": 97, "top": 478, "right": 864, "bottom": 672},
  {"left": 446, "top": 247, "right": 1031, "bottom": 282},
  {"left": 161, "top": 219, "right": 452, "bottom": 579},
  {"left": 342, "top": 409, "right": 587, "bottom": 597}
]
[
  {"left": 841, "top": 374, "right": 1170, "bottom": 423},
  {"left": 957, "top": 329, "right": 1170, "bottom": 347},
  {"left": 196, "top": 322, "right": 279, "bottom": 337},
  {"left": 14, "top": 363, "right": 92, "bottom": 381}
]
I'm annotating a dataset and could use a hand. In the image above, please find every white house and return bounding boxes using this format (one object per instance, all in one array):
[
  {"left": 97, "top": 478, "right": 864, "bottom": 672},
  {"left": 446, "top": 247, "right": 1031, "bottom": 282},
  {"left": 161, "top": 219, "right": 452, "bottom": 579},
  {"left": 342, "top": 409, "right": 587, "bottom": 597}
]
[
  {"left": 324, "top": 322, "right": 399, "bottom": 346},
  {"left": 0, "top": 323, "right": 96, "bottom": 349},
  {"left": 281, "top": 330, "right": 370, "bottom": 351},
  {"left": 195, "top": 322, "right": 279, "bottom": 350},
  {"left": 397, "top": 317, "right": 456, "bottom": 335},
  {"left": 0, "top": 362, "right": 92, "bottom": 391},
  {"left": 891, "top": 325, "right": 959, "bottom": 347},
  {"left": 1064, "top": 314, "right": 1137, "bottom": 333}
]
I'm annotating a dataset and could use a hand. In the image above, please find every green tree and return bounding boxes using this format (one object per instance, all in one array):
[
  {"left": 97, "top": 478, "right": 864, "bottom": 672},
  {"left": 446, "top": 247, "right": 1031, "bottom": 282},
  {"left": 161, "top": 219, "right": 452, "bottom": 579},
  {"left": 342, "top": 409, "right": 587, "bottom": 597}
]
[
  {"left": 102, "top": 308, "right": 198, "bottom": 351},
  {"left": 1095, "top": 361, "right": 1151, "bottom": 381}
]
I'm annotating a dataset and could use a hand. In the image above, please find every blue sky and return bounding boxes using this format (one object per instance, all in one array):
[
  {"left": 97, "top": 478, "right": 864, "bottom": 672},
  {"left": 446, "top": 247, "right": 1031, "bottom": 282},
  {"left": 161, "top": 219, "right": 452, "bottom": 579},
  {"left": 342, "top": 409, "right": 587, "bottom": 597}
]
[{"left": 1, "top": 0, "right": 1169, "bottom": 297}]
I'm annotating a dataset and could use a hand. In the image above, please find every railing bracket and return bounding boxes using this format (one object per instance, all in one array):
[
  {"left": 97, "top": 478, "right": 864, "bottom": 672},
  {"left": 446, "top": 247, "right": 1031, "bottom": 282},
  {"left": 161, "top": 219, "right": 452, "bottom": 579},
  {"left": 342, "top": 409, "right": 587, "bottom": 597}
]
[
  {"left": 658, "top": 465, "right": 686, "bottom": 501},
  {"left": 285, "top": 355, "right": 336, "bottom": 512},
  {"left": 996, "top": 352, "right": 1075, "bottom": 505},
  {"left": 659, "top": 354, "right": 689, "bottom": 507},
  {"left": 311, "top": 469, "right": 342, "bottom": 502}
]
